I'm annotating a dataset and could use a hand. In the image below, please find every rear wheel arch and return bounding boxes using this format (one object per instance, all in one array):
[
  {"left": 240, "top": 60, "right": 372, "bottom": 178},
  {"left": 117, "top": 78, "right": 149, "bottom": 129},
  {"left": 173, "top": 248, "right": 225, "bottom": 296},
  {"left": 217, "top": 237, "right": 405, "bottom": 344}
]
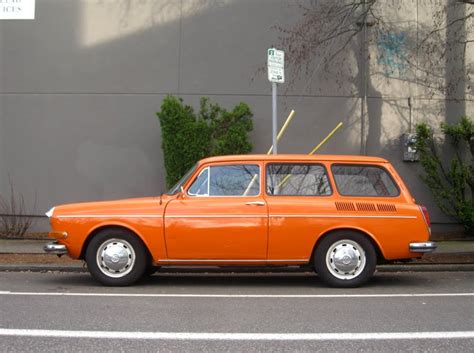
[{"left": 310, "top": 227, "right": 386, "bottom": 265}]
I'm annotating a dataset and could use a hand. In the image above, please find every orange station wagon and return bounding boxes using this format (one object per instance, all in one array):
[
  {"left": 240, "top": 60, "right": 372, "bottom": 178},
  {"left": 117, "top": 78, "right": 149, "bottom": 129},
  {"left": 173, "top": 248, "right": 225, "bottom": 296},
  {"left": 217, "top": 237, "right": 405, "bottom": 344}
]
[{"left": 44, "top": 154, "right": 436, "bottom": 287}]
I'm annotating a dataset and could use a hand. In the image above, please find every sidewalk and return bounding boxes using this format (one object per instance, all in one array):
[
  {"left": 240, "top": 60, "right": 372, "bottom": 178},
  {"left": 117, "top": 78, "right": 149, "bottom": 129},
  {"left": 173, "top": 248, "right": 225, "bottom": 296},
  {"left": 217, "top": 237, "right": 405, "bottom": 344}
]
[{"left": 0, "top": 238, "right": 473, "bottom": 273}]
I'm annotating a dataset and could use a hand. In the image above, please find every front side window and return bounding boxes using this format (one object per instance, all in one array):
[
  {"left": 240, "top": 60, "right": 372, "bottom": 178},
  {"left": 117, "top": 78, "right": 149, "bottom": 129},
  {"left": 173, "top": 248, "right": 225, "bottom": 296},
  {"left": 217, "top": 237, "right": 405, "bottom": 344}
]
[
  {"left": 187, "top": 164, "right": 260, "bottom": 196},
  {"left": 266, "top": 164, "right": 331, "bottom": 196},
  {"left": 331, "top": 164, "right": 399, "bottom": 197}
]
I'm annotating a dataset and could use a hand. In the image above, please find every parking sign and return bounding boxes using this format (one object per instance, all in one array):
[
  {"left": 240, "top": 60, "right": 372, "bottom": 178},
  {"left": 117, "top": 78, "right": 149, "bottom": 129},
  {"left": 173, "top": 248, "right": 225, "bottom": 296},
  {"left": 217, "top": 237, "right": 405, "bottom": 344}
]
[{"left": 267, "top": 48, "right": 285, "bottom": 83}]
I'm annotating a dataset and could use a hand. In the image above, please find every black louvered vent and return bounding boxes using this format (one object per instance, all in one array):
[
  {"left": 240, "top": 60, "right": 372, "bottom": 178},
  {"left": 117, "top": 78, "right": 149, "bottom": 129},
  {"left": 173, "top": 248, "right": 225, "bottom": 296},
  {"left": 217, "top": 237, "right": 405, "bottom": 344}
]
[
  {"left": 336, "top": 202, "right": 397, "bottom": 213},
  {"left": 376, "top": 203, "right": 397, "bottom": 212},
  {"left": 356, "top": 202, "right": 377, "bottom": 212},
  {"left": 335, "top": 202, "right": 356, "bottom": 211}
]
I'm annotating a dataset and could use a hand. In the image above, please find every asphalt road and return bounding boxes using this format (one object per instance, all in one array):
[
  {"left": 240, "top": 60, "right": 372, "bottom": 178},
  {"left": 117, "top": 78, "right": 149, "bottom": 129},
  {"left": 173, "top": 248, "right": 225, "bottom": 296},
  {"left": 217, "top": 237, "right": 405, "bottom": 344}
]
[{"left": 0, "top": 270, "right": 473, "bottom": 352}]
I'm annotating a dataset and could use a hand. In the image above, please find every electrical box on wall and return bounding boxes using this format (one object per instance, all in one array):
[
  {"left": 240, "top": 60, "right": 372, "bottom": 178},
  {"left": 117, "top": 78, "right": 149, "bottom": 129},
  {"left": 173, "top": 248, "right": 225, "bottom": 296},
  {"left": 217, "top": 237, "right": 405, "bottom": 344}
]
[{"left": 402, "top": 133, "right": 419, "bottom": 162}]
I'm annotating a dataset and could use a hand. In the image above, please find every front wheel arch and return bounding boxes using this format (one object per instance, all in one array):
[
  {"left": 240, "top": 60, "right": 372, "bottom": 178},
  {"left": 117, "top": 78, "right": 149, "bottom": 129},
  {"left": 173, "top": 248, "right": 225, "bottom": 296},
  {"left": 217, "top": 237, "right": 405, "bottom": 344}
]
[{"left": 81, "top": 225, "right": 152, "bottom": 266}]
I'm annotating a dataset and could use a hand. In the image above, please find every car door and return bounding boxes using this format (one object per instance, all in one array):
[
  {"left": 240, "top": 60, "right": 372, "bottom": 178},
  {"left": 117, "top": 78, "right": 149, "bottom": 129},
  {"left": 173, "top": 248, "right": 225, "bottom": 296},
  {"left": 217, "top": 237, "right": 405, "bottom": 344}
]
[
  {"left": 264, "top": 162, "right": 334, "bottom": 261},
  {"left": 164, "top": 162, "right": 268, "bottom": 260}
]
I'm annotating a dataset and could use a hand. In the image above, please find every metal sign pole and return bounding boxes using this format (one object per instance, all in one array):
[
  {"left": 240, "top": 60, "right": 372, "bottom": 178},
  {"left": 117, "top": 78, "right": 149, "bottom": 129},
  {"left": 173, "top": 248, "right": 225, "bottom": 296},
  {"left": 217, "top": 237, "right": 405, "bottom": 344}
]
[
  {"left": 272, "top": 82, "right": 278, "bottom": 155},
  {"left": 267, "top": 48, "right": 284, "bottom": 155}
]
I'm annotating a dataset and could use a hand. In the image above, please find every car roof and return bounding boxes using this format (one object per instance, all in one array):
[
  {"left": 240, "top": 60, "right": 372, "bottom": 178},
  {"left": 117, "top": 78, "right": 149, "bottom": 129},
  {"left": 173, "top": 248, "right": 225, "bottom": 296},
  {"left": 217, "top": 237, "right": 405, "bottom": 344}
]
[{"left": 198, "top": 154, "right": 389, "bottom": 165}]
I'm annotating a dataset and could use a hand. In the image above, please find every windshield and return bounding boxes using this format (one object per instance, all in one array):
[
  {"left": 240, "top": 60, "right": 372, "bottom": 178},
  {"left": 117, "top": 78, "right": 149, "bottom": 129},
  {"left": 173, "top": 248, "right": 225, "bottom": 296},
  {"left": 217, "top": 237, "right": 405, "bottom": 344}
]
[{"left": 167, "top": 164, "right": 198, "bottom": 195}]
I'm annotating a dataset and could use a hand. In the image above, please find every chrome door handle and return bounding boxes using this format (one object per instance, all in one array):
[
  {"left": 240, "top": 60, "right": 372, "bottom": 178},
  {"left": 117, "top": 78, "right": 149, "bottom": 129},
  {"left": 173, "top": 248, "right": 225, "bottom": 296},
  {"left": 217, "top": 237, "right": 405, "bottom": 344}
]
[{"left": 245, "top": 201, "right": 265, "bottom": 206}]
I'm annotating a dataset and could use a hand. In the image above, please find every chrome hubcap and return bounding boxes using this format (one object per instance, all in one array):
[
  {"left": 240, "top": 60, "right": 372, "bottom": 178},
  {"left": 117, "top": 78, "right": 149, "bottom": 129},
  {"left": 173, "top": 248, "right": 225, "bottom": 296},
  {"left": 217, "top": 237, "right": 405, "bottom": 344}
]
[
  {"left": 326, "top": 239, "right": 366, "bottom": 280},
  {"left": 96, "top": 238, "right": 135, "bottom": 278}
]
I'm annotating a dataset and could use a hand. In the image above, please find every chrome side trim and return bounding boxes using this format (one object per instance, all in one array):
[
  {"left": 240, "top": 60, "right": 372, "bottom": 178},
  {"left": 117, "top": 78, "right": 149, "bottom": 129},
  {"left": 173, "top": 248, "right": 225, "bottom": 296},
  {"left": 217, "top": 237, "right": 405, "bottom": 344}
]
[
  {"left": 158, "top": 259, "right": 308, "bottom": 263},
  {"left": 270, "top": 214, "right": 417, "bottom": 219},
  {"left": 167, "top": 214, "right": 416, "bottom": 219},
  {"left": 43, "top": 242, "right": 67, "bottom": 255},
  {"left": 165, "top": 215, "right": 266, "bottom": 219},
  {"left": 56, "top": 214, "right": 416, "bottom": 220},
  {"left": 57, "top": 215, "right": 162, "bottom": 219},
  {"left": 409, "top": 242, "right": 437, "bottom": 253}
]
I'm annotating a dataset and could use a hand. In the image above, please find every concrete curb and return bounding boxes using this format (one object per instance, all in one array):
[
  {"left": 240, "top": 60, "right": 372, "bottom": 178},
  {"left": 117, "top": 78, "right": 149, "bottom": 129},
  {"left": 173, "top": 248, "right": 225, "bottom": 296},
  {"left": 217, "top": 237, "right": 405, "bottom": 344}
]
[
  {"left": 377, "top": 264, "right": 474, "bottom": 272},
  {"left": 0, "top": 263, "right": 473, "bottom": 273},
  {"left": 0, "top": 264, "right": 86, "bottom": 272}
]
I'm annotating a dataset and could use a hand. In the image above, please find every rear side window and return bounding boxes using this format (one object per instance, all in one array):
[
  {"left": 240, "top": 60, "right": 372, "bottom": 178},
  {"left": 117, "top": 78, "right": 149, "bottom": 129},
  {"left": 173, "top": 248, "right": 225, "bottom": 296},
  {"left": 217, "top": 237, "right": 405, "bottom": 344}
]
[
  {"left": 331, "top": 164, "right": 399, "bottom": 197},
  {"left": 266, "top": 164, "right": 331, "bottom": 196}
]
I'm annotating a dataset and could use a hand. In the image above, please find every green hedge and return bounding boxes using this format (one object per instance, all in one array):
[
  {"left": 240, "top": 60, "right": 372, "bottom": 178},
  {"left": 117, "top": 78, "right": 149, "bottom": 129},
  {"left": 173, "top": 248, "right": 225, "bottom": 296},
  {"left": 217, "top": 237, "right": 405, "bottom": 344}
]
[
  {"left": 157, "top": 96, "right": 253, "bottom": 188},
  {"left": 416, "top": 116, "right": 474, "bottom": 235}
]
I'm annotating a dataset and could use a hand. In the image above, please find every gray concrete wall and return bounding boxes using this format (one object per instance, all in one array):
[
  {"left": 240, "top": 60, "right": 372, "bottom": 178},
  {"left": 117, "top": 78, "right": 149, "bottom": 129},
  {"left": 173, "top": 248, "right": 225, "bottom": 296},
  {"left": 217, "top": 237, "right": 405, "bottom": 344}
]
[{"left": 0, "top": 0, "right": 471, "bottom": 232}]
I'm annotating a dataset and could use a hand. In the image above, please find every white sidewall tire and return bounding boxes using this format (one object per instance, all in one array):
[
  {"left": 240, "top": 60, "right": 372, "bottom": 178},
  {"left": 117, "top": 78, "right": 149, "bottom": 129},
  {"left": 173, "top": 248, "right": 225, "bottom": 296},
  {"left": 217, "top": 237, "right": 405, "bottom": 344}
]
[
  {"left": 85, "top": 228, "right": 147, "bottom": 286},
  {"left": 314, "top": 231, "right": 377, "bottom": 288}
]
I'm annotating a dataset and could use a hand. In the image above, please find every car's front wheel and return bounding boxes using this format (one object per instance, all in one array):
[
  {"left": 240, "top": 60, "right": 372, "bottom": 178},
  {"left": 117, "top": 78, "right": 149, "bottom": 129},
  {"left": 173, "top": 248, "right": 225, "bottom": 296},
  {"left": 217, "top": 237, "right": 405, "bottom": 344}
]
[
  {"left": 85, "top": 228, "right": 147, "bottom": 286},
  {"left": 314, "top": 231, "right": 376, "bottom": 288}
]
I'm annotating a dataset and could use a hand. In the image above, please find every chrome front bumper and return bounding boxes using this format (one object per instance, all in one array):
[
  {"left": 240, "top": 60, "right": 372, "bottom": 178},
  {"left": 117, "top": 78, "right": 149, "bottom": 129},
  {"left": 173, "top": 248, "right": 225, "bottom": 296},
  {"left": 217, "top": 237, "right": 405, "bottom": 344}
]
[
  {"left": 44, "top": 241, "right": 68, "bottom": 255},
  {"left": 409, "top": 241, "right": 437, "bottom": 253}
]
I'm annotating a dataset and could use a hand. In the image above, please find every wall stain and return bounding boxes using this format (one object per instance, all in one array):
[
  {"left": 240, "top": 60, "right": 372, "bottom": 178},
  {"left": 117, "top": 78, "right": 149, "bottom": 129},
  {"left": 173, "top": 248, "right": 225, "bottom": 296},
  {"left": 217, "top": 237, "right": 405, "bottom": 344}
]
[{"left": 377, "top": 31, "right": 408, "bottom": 77}]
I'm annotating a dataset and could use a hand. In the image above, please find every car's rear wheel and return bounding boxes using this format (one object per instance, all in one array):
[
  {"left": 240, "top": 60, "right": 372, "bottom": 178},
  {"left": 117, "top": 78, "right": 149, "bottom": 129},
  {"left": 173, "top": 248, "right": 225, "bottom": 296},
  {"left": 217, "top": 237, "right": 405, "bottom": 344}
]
[
  {"left": 85, "top": 228, "right": 147, "bottom": 286},
  {"left": 314, "top": 231, "right": 376, "bottom": 288}
]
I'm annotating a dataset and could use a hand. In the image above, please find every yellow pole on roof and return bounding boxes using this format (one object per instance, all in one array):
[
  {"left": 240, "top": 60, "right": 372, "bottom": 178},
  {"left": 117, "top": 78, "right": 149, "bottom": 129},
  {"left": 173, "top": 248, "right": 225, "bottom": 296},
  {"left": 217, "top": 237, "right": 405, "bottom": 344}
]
[
  {"left": 275, "top": 122, "right": 344, "bottom": 190},
  {"left": 267, "top": 110, "right": 296, "bottom": 154},
  {"left": 309, "top": 122, "right": 344, "bottom": 155},
  {"left": 243, "top": 110, "right": 296, "bottom": 196}
]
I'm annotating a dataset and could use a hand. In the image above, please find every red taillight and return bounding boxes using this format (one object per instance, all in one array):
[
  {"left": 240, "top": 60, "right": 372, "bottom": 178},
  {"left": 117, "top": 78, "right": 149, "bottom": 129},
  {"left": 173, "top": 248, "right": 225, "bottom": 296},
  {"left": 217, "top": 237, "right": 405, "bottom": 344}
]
[{"left": 419, "top": 205, "right": 431, "bottom": 231}]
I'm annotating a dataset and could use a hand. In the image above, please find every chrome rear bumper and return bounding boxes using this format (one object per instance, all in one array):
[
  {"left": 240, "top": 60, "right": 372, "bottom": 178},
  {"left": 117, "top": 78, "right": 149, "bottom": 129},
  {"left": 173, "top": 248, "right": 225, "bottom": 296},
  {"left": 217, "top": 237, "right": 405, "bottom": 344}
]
[
  {"left": 409, "top": 241, "right": 437, "bottom": 253},
  {"left": 44, "top": 242, "right": 68, "bottom": 255}
]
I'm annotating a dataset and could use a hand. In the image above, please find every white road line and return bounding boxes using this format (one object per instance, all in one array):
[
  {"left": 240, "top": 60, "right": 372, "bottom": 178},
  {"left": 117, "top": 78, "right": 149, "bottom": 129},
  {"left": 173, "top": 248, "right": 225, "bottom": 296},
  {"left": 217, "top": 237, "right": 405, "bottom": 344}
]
[
  {"left": 0, "top": 291, "right": 473, "bottom": 298},
  {"left": 0, "top": 329, "right": 473, "bottom": 341}
]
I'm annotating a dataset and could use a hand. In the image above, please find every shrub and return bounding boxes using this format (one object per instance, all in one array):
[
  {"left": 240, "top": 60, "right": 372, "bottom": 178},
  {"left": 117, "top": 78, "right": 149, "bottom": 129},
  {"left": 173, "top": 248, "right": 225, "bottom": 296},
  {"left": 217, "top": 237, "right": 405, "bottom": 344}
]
[
  {"left": 415, "top": 117, "right": 474, "bottom": 235},
  {"left": 0, "top": 178, "right": 36, "bottom": 238},
  {"left": 157, "top": 96, "right": 253, "bottom": 188}
]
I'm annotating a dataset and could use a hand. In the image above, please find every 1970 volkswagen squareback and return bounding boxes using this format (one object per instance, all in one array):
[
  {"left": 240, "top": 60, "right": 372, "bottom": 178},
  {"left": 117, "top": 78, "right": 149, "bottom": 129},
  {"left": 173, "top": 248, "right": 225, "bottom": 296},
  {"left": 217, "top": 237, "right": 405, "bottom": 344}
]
[{"left": 44, "top": 154, "right": 435, "bottom": 287}]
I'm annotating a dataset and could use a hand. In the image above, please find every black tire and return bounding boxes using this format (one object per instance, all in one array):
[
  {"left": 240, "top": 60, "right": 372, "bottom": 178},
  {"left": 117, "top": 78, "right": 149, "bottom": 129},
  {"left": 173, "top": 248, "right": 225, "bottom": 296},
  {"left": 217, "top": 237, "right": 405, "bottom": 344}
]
[
  {"left": 145, "top": 265, "right": 159, "bottom": 277},
  {"left": 314, "top": 231, "right": 376, "bottom": 288},
  {"left": 85, "top": 228, "right": 147, "bottom": 286}
]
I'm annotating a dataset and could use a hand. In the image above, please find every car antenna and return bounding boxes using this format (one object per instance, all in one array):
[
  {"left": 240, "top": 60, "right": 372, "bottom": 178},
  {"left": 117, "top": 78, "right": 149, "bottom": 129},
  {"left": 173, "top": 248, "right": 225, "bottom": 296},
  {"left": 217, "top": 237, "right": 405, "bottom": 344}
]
[{"left": 159, "top": 188, "right": 163, "bottom": 205}]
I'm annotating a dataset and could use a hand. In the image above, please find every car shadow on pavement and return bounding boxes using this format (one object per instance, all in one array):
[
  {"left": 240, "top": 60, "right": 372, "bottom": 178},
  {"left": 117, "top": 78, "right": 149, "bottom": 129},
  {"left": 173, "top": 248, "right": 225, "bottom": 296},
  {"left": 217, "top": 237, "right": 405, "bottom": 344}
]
[
  {"left": 145, "top": 273, "right": 325, "bottom": 289},
  {"left": 364, "top": 272, "right": 432, "bottom": 288},
  {"left": 144, "top": 272, "right": 427, "bottom": 289},
  {"left": 43, "top": 271, "right": 428, "bottom": 290}
]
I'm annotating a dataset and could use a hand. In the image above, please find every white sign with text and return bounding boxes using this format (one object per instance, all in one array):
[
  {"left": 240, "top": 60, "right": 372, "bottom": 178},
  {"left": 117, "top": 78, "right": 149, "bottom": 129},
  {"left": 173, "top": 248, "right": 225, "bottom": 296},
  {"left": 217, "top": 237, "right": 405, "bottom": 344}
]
[
  {"left": 0, "top": 0, "right": 35, "bottom": 20},
  {"left": 267, "top": 48, "right": 285, "bottom": 83}
]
